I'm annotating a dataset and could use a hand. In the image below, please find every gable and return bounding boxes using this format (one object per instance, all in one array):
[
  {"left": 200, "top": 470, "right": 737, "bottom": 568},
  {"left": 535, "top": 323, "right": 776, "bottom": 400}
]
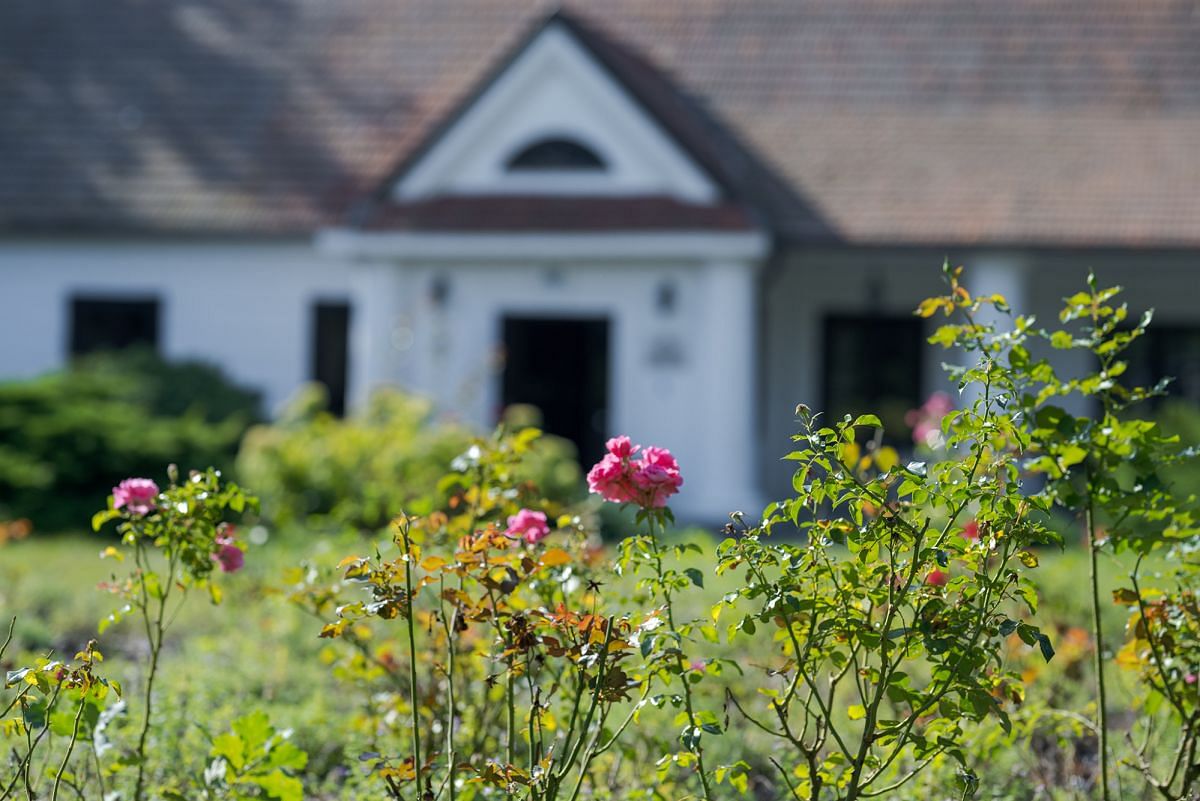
[{"left": 391, "top": 20, "right": 721, "bottom": 204}]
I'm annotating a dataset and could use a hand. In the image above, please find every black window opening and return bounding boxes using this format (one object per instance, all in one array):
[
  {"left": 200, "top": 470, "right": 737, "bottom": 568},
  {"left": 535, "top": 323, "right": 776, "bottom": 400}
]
[
  {"left": 1123, "top": 324, "right": 1200, "bottom": 405},
  {"left": 506, "top": 137, "right": 606, "bottom": 171},
  {"left": 69, "top": 296, "right": 159, "bottom": 357},
  {"left": 822, "top": 315, "right": 925, "bottom": 442},
  {"left": 501, "top": 316, "right": 610, "bottom": 465},
  {"left": 311, "top": 301, "right": 351, "bottom": 416}
]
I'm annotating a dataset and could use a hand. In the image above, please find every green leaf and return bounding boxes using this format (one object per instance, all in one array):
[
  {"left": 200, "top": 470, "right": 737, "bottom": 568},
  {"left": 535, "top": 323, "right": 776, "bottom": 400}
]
[
  {"left": 264, "top": 741, "right": 308, "bottom": 772},
  {"left": 1050, "top": 330, "right": 1075, "bottom": 349},
  {"left": 248, "top": 770, "right": 303, "bottom": 801},
  {"left": 684, "top": 568, "right": 704, "bottom": 589},
  {"left": 1036, "top": 633, "right": 1055, "bottom": 663},
  {"left": 142, "top": 573, "right": 164, "bottom": 600},
  {"left": 91, "top": 508, "right": 120, "bottom": 532},
  {"left": 1057, "top": 445, "right": 1087, "bottom": 469},
  {"left": 211, "top": 733, "right": 245, "bottom": 771},
  {"left": 232, "top": 711, "right": 273, "bottom": 754}
]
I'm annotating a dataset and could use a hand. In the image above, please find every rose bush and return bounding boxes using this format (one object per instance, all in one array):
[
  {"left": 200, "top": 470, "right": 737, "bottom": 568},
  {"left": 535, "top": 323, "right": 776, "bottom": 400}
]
[{"left": 4, "top": 266, "right": 1200, "bottom": 801}]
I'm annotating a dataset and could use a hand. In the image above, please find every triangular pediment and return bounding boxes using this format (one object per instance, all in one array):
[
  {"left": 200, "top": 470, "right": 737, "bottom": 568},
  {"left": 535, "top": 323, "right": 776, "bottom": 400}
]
[{"left": 390, "top": 16, "right": 721, "bottom": 204}]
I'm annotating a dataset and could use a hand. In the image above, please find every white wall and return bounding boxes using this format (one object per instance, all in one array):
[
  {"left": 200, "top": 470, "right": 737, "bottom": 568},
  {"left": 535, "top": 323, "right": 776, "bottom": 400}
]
[
  {"left": 0, "top": 240, "right": 353, "bottom": 414},
  {"left": 349, "top": 254, "right": 762, "bottom": 521}
]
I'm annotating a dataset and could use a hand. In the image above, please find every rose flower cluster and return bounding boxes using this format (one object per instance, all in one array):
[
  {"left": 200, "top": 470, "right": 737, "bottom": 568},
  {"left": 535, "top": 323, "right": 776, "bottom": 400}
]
[{"left": 586, "top": 436, "right": 683, "bottom": 509}]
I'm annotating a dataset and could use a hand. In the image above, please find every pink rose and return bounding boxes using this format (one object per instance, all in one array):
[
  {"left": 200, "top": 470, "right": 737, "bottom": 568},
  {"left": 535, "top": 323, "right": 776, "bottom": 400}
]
[
  {"left": 587, "top": 453, "right": 638, "bottom": 505},
  {"left": 112, "top": 478, "right": 159, "bottom": 516},
  {"left": 640, "top": 446, "right": 679, "bottom": 472},
  {"left": 212, "top": 532, "right": 245, "bottom": 573},
  {"left": 632, "top": 463, "right": 683, "bottom": 509},
  {"left": 587, "top": 438, "right": 683, "bottom": 510},
  {"left": 504, "top": 508, "right": 551, "bottom": 545},
  {"left": 605, "top": 436, "right": 637, "bottom": 458}
]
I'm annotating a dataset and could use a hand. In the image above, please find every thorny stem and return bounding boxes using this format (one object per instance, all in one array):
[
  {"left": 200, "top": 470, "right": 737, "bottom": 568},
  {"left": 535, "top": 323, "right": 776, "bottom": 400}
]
[
  {"left": 1086, "top": 482, "right": 1112, "bottom": 801},
  {"left": 51, "top": 691, "right": 87, "bottom": 801},
  {"left": 134, "top": 540, "right": 178, "bottom": 801},
  {"left": 506, "top": 670, "right": 516, "bottom": 773},
  {"left": 0, "top": 618, "right": 14, "bottom": 663},
  {"left": 398, "top": 518, "right": 424, "bottom": 800},
  {"left": 439, "top": 575, "right": 458, "bottom": 801}
]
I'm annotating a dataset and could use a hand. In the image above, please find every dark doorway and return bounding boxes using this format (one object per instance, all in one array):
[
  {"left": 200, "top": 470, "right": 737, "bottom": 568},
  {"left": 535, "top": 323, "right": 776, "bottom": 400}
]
[
  {"left": 502, "top": 316, "right": 610, "bottom": 464},
  {"left": 312, "top": 301, "right": 351, "bottom": 416},
  {"left": 69, "top": 296, "right": 159, "bottom": 357}
]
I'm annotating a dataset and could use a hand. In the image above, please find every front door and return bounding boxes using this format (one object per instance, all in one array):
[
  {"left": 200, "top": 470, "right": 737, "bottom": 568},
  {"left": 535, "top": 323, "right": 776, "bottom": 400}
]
[{"left": 501, "top": 316, "right": 610, "bottom": 464}]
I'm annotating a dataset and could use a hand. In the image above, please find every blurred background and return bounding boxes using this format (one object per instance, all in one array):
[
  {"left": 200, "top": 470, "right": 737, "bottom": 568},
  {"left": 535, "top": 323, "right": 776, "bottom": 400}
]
[{"left": 1, "top": 0, "right": 1199, "bottom": 528}]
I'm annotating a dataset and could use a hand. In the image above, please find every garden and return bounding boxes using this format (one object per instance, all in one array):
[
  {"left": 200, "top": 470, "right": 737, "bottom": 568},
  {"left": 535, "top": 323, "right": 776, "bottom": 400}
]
[{"left": 3, "top": 266, "right": 1200, "bottom": 800}]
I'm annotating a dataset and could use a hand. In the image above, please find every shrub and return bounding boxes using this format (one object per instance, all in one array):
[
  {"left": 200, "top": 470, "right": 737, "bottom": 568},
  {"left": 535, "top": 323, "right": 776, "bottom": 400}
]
[
  {"left": 294, "top": 427, "right": 702, "bottom": 801},
  {"left": 0, "top": 350, "right": 259, "bottom": 531},
  {"left": 236, "top": 386, "right": 584, "bottom": 534}
]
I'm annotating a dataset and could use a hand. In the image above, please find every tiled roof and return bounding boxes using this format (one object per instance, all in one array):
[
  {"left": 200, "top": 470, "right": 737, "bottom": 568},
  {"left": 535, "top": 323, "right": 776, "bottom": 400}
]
[{"left": 2, "top": 1, "right": 1199, "bottom": 245}]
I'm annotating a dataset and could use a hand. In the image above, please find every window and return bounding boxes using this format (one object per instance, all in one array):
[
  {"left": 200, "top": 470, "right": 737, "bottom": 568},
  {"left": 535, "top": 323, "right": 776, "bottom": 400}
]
[
  {"left": 69, "top": 296, "right": 159, "bottom": 357},
  {"left": 506, "top": 137, "right": 605, "bottom": 171},
  {"left": 823, "top": 315, "right": 924, "bottom": 439},
  {"left": 1123, "top": 324, "right": 1200, "bottom": 404},
  {"left": 311, "top": 301, "right": 352, "bottom": 416}
]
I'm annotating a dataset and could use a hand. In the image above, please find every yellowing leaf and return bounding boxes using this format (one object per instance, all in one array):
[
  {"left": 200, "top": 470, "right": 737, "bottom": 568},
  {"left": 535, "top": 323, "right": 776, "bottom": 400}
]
[
  {"left": 319, "top": 622, "right": 346, "bottom": 639},
  {"left": 540, "top": 548, "right": 571, "bottom": 568},
  {"left": 420, "top": 556, "right": 447, "bottom": 572},
  {"left": 848, "top": 704, "right": 866, "bottom": 721},
  {"left": 1115, "top": 640, "right": 1144, "bottom": 671},
  {"left": 916, "top": 297, "right": 945, "bottom": 318}
]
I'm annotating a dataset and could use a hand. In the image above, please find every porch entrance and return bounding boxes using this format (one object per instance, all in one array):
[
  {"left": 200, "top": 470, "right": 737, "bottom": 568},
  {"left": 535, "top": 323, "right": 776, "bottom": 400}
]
[{"left": 501, "top": 316, "right": 610, "bottom": 464}]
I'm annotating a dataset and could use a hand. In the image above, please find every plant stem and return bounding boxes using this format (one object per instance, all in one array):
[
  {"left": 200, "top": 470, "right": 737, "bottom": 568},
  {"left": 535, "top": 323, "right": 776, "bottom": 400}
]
[
  {"left": 134, "top": 542, "right": 172, "bottom": 801},
  {"left": 1086, "top": 490, "right": 1112, "bottom": 801},
  {"left": 399, "top": 520, "right": 424, "bottom": 799},
  {"left": 506, "top": 671, "right": 516, "bottom": 770},
  {"left": 441, "top": 576, "right": 457, "bottom": 801},
  {"left": 51, "top": 695, "right": 87, "bottom": 801},
  {"left": 646, "top": 517, "right": 714, "bottom": 801}
]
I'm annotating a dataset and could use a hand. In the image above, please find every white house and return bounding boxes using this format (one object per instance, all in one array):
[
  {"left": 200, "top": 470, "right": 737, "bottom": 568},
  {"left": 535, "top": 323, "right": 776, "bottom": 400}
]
[{"left": 2, "top": 3, "right": 1199, "bottom": 520}]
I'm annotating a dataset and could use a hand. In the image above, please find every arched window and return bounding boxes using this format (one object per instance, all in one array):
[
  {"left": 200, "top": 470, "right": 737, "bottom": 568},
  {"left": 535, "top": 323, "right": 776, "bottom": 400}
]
[{"left": 506, "top": 137, "right": 606, "bottom": 171}]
